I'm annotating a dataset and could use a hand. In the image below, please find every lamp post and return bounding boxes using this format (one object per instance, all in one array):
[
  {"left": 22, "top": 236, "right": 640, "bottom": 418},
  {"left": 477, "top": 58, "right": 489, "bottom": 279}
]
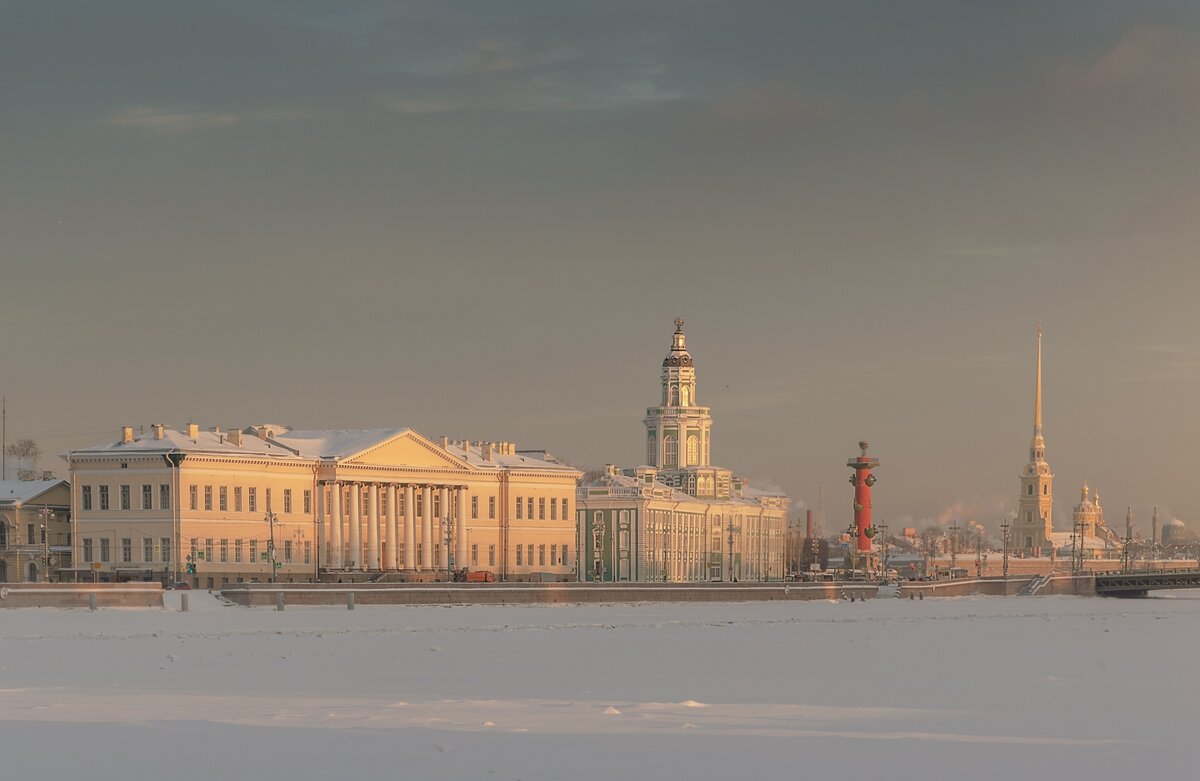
[
  {"left": 975, "top": 528, "right": 983, "bottom": 578},
  {"left": 726, "top": 519, "right": 740, "bottom": 582},
  {"left": 1000, "top": 520, "right": 1011, "bottom": 578},
  {"left": 264, "top": 510, "right": 279, "bottom": 584},
  {"left": 2, "top": 518, "right": 17, "bottom": 583},
  {"left": 877, "top": 521, "right": 889, "bottom": 581},
  {"left": 661, "top": 521, "right": 669, "bottom": 582},
  {"left": 38, "top": 506, "right": 56, "bottom": 582},
  {"left": 590, "top": 513, "right": 605, "bottom": 582},
  {"left": 441, "top": 515, "right": 454, "bottom": 582},
  {"left": 948, "top": 521, "right": 960, "bottom": 574},
  {"left": 660, "top": 520, "right": 670, "bottom": 582}
]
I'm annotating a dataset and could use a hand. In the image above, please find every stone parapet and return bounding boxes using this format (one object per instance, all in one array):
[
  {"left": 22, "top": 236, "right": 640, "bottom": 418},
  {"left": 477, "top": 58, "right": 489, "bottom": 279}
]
[
  {"left": 0, "top": 582, "right": 163, "bottom": 608},
  {"left": 222, "top": 581, "right": 877, "bottom": 607}
]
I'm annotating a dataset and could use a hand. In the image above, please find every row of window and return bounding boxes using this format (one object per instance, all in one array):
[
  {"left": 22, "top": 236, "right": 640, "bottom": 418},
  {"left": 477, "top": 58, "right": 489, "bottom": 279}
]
[
  {"left": 81, "top": 484, "right": 171, "bottom": 512},
  {"left": 513, "top": 496, "right": 568, "bottom": 521},
  {"left": 81, "top": 482, "right": 570, "bottom": 523},
  {"left": 190, "top": 486, "right": 311, "bottom": 515},
  {"left": 187, "top": 538, "right": 312, "bottom": 565},
  {"left": 513, "top": 543, "right": 569, "bottom": 567},
  {"left": 0, "top": 524, "right": 69, "bottom": 546},
  {"left": 82, "top": 536, "right": 172, "bottom": 564},
  {"left": 160, "top": 540, "right": 571, "bottom": 569},
  {"left": 338, "top": 491, "right": 566, "bottom": 523}
]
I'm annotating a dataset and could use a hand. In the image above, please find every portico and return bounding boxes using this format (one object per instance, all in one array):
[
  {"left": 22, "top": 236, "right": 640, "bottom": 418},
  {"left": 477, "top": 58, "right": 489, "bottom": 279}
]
[{"left": 314, "top": 478, "right": 471, "bottom": 574}]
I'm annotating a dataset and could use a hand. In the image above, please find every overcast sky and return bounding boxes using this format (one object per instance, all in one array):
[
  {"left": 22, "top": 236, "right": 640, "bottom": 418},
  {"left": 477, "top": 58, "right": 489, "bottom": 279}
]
[{"left": 3, "top": 1, "right": 1198, "bottom": 535}]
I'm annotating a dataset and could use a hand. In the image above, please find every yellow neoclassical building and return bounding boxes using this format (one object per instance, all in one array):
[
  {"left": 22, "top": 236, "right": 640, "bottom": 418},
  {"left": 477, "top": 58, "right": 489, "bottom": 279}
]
[{"left": 67, "top": 424, "right": 580, "bottom": 588}]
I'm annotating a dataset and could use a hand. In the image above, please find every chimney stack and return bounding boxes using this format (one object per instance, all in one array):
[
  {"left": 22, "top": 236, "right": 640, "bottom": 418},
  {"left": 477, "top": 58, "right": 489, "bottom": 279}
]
[
  {"left": 120, "top": 426, "right": 134, "bottom": 444},
  {"left": 481, "top": 442, "right": 494, "bottom": 462},
  {"left": 186, "top": 423, "right": 199, "bottom": 439},
  {"left": 229, "top": 429, "right": 243, "bottom": 447},
  {"left": 440, "top": 436, "right": 449, "bottom": 449},
  {"left": 152, "top": 423, "right": 165, "bottom": 440}
]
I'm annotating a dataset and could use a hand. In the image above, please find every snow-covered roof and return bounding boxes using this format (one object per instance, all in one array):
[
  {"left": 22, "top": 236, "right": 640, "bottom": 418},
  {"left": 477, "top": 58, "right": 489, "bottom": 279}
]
[
  {"left": 0, "top": 479, "right": 69, "bottom": 507},
  {"left": 272, "top": 428, "right": 409, "bottom": 459},
  {"left": 740, "top": 483, "right": 788, "bottom": 500},
  {"left": 70, "top": 428, "right": 307, "bottom": 460},
  {"left": 1050, "top": 532, "right": 1116, "bottom": 551},
  {"left": 443, "top": 442, "right": 580, "bottom": 474}
]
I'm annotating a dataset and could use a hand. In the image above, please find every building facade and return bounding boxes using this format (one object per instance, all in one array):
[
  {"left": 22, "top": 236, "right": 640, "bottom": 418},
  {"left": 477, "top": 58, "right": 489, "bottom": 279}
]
[
  {"left": 67, "top": 424, "right": 579, "bottom": 587},
  {"left": 1, "top": 480, "right": 72, "bottom": 582},
  {"left": 577, "top": 320, "right": 789, "bottom": 581},
  {"left": 1013, "top": 325, "right": 1054, "bottom": 555}
]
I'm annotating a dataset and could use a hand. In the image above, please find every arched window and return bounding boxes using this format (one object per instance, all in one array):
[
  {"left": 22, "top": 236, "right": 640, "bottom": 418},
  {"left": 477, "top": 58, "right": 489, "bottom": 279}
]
[
  {"left": 647, "top": 432, "right": 657, "bottom": 466},
  {"left": 680, "top": 385, "right": 690, "bottom": 406},
  {"left": 664, "top": 436, "right": 678, "bottom": 467},
  {"left": 670, "top": 385, "right": 680, "bottom": 406},
  {"left": 686, "top": 435, "right": 699, "bottom": 466},
  {"left": 1043, "top": 484, "right": 1048, "bottom": 495}
]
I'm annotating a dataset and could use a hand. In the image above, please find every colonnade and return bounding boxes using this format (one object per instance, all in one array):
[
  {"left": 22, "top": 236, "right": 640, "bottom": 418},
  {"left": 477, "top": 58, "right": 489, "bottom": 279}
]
[{"left": 317, "top": 481, "right": 468, "bottom": 572}]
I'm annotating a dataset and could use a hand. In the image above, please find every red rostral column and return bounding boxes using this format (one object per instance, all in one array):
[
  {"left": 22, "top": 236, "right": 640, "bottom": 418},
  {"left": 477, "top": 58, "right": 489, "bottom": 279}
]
[{"left": 847, "top": 441, "right": 880, "bottom": 552}]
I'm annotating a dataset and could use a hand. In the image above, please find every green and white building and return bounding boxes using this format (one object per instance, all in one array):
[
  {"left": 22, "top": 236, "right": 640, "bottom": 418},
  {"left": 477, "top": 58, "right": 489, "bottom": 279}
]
[{"left": 577, "top": 320, "right": 789, "bottom": 582}]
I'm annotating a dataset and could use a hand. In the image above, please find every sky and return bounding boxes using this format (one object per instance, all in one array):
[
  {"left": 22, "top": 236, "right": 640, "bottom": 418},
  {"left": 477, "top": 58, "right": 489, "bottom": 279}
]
[{"left": 2, "top": 1, "right": 1198, "bottom": 535}]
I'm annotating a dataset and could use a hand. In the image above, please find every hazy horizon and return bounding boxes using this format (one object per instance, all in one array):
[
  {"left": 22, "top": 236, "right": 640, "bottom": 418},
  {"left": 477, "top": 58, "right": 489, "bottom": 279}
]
[{"left": 3, "top": 1, "right": 1198, "bottom": 535}]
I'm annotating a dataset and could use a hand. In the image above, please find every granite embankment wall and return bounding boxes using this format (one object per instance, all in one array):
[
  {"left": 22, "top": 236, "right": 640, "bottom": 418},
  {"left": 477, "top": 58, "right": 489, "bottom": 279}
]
[
  {"left": 926, "top": 557, "right": 1196, "bottom": 577},
  {"left": 0, "top": 582, "right": 163, "bottom": 608},
  {"left": 898, "top": 572, "right": 1095, "bottom": 598},
  {"left": 222, "top": 581, "right": 878, "bottom": 607}
]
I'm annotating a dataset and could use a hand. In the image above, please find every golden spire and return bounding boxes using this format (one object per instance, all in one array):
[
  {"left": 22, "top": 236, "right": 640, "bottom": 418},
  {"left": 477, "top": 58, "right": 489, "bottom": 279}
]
[{"left": 1034, "top": 323, "right": 1043, "bottom": 436}]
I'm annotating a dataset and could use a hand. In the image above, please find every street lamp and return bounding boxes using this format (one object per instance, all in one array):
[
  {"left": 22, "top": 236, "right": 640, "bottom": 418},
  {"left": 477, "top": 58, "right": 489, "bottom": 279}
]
[
  {"left": 38, "top": 505, "right": 57, "bottom": 583},
  {"left": 726, "top": 519, "right": 740, "bottom": 582},
  {"left": 264, "top": 510, "right": 279, "bottom": 583},
  {"left": 877, "top": 522, "right": 889, "bottom": 581},
  {"left": 660, "top": 521, "right": 670, "bottom": 582},
  {"left": 441, "top": 515, "right": 454, "bottom": 582},
  {"left": 1000, "top": 520, "right": 1011, "bottom": 578},
  {"left": 590, "top": 514, "right": 605, "bottom": 582},
  {"left": 2, "top": 518, "right": 18, "bottom": 583},
  {"left": 948, "top": 521, "right": 960, "bottom": 574}
]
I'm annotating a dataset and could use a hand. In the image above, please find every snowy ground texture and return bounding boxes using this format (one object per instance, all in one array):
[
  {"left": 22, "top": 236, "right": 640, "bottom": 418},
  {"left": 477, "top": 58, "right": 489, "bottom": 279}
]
[{"left": 2, "top": 592, "right": 1197, "bottom": 780}]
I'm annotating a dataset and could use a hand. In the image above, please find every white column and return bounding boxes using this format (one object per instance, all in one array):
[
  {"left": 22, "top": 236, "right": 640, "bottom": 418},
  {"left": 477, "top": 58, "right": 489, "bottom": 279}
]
[
  {"left": 367, "top": 483, "right": 380, "bottom": 570},
  {"left": 438, "top": 486, "right": 449, "bottom": 570},
  {"left": 421, "top": 485, "right": 433, "bottom": 570},
  {"left": 315, "top": 482, "right": 325, "bottom": 571},
  {"left": 403, "top": 484, "right": 416, "bottom": 570},
  {"left": 386, "top": 484, "right": 399, "bottom": 571},
  {"left": 455, "top": 487, "right": 467, "bottom": 571},
  {"left": 349, "top": 483, "right": 362, "bottom": 570},
  {"left": 330, "top": 481, "right": 343, "bottom": 568}
]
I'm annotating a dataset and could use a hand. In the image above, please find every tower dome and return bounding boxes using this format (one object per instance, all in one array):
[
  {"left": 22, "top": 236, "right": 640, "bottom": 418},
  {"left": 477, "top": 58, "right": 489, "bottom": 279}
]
[
  {"left": 662, "top": 318, "right": 694, "bottom": 367},
  {"left": 645, "top": 318, "right": 711, "bottom": 469}
]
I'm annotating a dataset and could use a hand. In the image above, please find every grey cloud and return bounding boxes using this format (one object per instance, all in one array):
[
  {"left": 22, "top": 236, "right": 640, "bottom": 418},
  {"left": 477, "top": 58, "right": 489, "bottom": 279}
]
[{"left": 100, "top": 106, "right": 310, "bottom": 133}]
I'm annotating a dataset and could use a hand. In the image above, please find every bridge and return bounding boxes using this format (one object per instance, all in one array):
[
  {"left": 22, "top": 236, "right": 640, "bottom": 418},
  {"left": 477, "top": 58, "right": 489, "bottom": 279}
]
[{"left": 1094, "top": 569, "right": 1200, "bottom": 597}]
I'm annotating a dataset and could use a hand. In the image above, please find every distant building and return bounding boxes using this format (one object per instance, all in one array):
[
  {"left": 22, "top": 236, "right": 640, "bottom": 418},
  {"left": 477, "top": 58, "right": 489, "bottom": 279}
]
[
  {"left": 0, "top": 479, "right": 72, "bottom": 583},
  {"left": 1013, "top": 326, "right": 1054, "bottom": 555},
  {"left": 577, "top": 320, "right": 789, "bottom": 581},
  {"left": 67, "top": 424, "right": 578, "bottom": 587},
  {"left": 1050, "top": 483, "right": 1121, "bottom": 557}
]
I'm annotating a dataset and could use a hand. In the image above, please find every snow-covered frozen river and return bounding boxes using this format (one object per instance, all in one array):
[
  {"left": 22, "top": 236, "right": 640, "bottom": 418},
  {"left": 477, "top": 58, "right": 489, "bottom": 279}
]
[{"left": 2, "top": 592, "right": 1196, "bottom": 779}]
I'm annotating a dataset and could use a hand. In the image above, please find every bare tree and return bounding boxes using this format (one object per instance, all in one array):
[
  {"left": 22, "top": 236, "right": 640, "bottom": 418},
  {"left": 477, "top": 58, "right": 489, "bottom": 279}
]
[{"left": 6, "top": 438, "right": 41, "bottom": 479}]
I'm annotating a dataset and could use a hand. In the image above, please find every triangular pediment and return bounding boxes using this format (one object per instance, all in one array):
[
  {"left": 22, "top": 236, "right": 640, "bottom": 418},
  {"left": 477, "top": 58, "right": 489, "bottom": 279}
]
[{"left": 342, "top": 430, "right": 476, "bottom": 471}]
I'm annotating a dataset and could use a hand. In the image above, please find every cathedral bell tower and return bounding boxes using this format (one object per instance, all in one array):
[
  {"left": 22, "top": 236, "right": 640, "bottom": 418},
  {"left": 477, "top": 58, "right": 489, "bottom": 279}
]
[
  {"left": 1014, "top": 324, "right": 1054, "bottom": 555},
  {"left": 644, "top": 318, "right": 713, "bottom": 469}
]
